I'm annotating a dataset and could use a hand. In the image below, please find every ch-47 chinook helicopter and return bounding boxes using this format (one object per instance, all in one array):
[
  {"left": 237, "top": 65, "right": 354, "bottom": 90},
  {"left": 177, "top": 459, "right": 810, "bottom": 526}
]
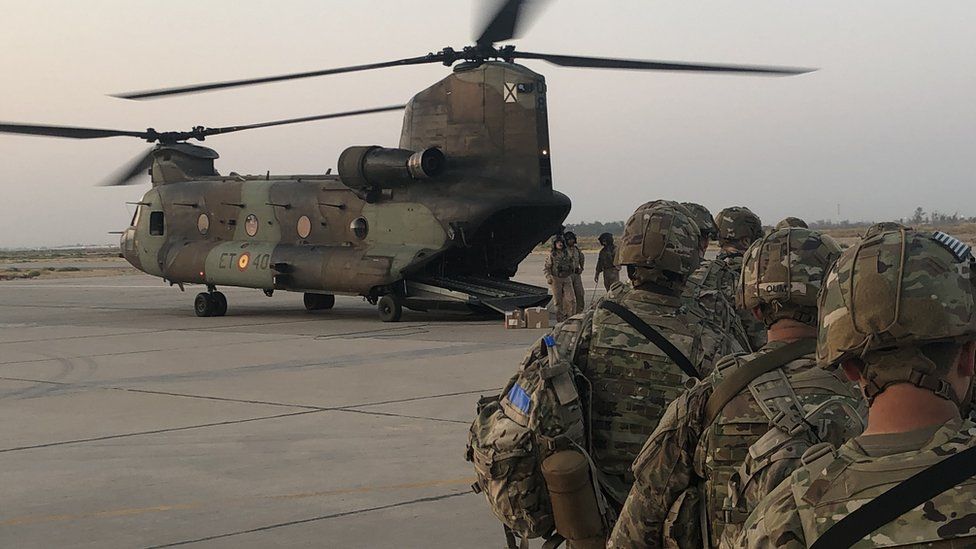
[{"left": 0, "top": 0, "right": 810, "bottom": 322}]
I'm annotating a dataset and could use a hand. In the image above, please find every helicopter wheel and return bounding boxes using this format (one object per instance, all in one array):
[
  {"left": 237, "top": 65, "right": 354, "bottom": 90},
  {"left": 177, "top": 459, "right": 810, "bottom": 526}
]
[
  {"left": 211, "top": 291, "right": 228, "bottom": 316},
  {"left": 194, "top": 292, "right": 215, "bottom": 317},
  {"left": 377, "top": 295, "right": 402, "bottom": 323},
  {"left": 304, "top": 293, "right": 335, "bottom": 311}
]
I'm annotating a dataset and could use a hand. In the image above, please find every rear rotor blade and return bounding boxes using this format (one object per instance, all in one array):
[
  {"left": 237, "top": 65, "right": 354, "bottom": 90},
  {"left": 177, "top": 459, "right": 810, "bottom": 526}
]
[
  {"left": 513, "top": 51, "right": 814, "bottom": 75},
  {"left": 476, "top": 0, "right": 527, "bottom": 46},
  {"left": 200, "top": 105, "right": 407, "bottom": 137},
  {"left": 0, "top": 122, "right": 149, "bottom": 140},
  {"left": 114, "top": 55, "right": 442, "bottom": 100},
  {"left": 100, "top": 148, "right": 155, "bottom": 186}
]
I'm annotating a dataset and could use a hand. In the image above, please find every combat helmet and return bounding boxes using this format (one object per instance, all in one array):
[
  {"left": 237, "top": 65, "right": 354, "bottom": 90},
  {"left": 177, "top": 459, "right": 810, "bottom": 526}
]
[
  {"left": 818, "top": 228, "right": 976, "bottom": 405},
  {"left": 682, "top": 202, "right": 718, "bottom": 240},
  {"left": 715, "top": 206, "right": 763, "bottom": 247},
  {"left": 862, "top": 221, "right": 907, "bottom": 240},
  {"left": 774, "top": 216, "right": 808, "bottom": 230},
  {"left": 737, "top": 227, "right": 842, "bottom": 326},
  {"left": 617, "top": 204, "right": 701, "bottom": 290}
]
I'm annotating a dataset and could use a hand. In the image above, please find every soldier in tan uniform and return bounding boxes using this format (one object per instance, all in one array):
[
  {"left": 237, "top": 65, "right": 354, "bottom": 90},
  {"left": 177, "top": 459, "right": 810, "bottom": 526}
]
[
  {"left": 564, "top": 231, "right": 586, "bottom": 313},
  {"left": 682, "top": 201, "right": 751, "bottom": 352},
  {"left": 594, "top": 232, "right": 620, "bottom": 291},
  {"left": 715, "top": 206, "right": 767, "bottom": 351},
  {"left": 545, "top": 235, "right": 576, "bottom": 321},
  {"left": 737, "top": 227, "right": 976, "bottom": 548},
  {"left": 608, "top": 228, "right": 865, "bottom": 549}
]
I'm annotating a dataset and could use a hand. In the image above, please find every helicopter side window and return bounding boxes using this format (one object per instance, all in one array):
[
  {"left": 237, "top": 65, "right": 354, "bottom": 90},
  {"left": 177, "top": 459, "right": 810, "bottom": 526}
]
[{"left": 149, "top": 211, "right": 165, "bottom": 236}]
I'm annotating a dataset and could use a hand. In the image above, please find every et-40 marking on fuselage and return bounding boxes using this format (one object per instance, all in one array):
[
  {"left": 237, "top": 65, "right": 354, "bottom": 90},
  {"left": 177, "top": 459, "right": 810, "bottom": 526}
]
[{"left": 204, "top": 242, "right": 276, "bottom": 289}]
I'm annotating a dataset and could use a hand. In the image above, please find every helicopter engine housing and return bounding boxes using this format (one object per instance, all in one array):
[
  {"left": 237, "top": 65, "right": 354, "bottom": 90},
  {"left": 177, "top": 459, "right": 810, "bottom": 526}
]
[{"left": 338, "top": 146, "right": 445, "bottom": 191}]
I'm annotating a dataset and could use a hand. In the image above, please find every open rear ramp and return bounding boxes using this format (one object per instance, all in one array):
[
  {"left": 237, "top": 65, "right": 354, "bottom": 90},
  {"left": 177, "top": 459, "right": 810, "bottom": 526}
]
[{"left": 404, "top": 275, "right": 551, "bottom": 314}]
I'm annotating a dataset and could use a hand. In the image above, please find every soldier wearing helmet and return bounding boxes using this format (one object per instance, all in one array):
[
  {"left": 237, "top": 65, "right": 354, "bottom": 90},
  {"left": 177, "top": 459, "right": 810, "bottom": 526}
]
[
  {"left": 774, "top": 216, "right": 808, "bottom": 230},
  {"left": 563, "top": 231, "right": 586, "bottom": 313},
  {"left": 715, "top": 206, "right": 768, "bottom": 350},
  {"left": 595, "top": 232, "right": 620, "bottom": 291},
  {"left": 494, "top": 204, "right": 743, "bottom": 545},
  {"left": 738, "top": 228, "right": 976, "bottom": 548},
  {"left": 609, "top": 228, "right": 865, "bottom": 549},
  {"left": 682, "top": 201, "right": 751, "bottom": 351},
  {"left": 544, "top": 235, "right": 576, "bottom": 321}
]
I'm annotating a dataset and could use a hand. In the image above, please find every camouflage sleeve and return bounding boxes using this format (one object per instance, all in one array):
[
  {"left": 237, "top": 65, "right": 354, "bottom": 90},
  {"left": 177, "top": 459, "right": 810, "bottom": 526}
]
[
  {"left": 733, "top": 477, "right": 806, "bottom": 549},
  {"left": 607, "top": 386, "right": 709, "bottom": 549},
  {"left": 578, "top": 249, "right": 585, "bottom": 272},
  {"left": 544, "top": 253, "right": 553, "bottom": 282}
]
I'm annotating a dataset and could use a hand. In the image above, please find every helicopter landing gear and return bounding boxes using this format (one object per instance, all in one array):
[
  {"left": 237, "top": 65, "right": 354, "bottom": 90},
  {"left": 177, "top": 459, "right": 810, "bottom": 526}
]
[
  {"left": 304, "top": 293, "right": 335, "bottom": 311},
  {"left": 194, "top": 290, "right": 227, "bottom": 317},
  {"left": 377, "top": 295, "right": 402, "bottom": 322}
]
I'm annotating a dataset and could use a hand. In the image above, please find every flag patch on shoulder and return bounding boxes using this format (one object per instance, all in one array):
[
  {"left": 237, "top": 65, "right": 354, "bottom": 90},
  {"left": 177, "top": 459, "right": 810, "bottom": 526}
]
[{"left": 505, "top": 384, "right": 532, "bottom": 415}]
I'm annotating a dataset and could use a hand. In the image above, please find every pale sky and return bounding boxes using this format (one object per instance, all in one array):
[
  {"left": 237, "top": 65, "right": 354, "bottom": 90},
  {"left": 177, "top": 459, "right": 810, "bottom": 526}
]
[{"left": 1, "top": 0, "right": 974, "bottom": 247}]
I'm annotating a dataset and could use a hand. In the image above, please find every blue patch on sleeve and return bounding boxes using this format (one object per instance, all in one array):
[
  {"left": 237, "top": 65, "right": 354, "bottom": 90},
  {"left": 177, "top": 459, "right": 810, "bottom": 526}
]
[{"left": 506, "top": 383, "right": 532, "bottom": 415}]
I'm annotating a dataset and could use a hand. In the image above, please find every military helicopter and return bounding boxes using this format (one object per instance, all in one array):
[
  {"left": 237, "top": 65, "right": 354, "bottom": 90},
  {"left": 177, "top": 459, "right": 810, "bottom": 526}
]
[{"left": 0, "top": 0, "right": 810, "bottom": 321}]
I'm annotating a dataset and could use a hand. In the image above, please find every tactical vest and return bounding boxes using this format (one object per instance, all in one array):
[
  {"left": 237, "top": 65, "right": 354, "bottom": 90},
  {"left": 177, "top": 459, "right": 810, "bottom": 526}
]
[
  {"left": 792, "top": 419, "right": 976, "bottom": 548},
  {"left": 586, "top": 284, "right": 735, "bottom": 506},
  {"left": 550, "top": 250, "right": 575, "bottom": 279},
  {"left": 697, "top": 345, "right": 865, "bottom": 547},
  {"left": 683, "top": 258, "right": 750, "bottom": 352}
]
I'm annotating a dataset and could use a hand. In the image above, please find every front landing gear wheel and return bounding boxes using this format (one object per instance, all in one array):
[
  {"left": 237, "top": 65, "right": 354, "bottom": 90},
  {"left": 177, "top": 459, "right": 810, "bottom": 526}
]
[
  {"left": 194, "top": 292, "right": 215, "bottom": 317},
  {"left": 304, "top": 293, "right": 336, "bottom": 311},
  {"left": 377, "top": 295, "right": 402, "bottom": 322},
  {"left": 211, "top": 292, "right": 228, "bottom": 316}
]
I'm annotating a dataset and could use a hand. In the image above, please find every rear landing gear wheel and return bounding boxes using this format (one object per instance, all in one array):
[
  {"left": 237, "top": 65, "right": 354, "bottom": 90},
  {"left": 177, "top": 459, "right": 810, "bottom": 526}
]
[
  {"left": 211, "top": 291, "right": 228, "bottom": 316},
  {"left": 377, "top": 295, "right": 402, "bottom": 322},
  {"left": 194, "top": 292, "right": 215, "bottom": 317},
  {"left": 304, "top": 293, "right": 335, "bottom": 311}
]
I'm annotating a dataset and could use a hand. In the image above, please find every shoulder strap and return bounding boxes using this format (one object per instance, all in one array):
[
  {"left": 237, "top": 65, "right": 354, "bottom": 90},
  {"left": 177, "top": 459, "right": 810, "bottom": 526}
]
[
  {"left": 703, "top": 338, "right": 816, "bottom": 426},
  {"left": 810, "top": 443, "right": 976, "bottom": 549},
  {"left": 598, "top": 300, "right": 700, "bottom": 380}
]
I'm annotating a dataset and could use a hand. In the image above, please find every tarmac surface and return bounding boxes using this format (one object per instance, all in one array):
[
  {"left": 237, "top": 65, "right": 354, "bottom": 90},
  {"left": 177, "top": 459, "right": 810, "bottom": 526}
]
[{"left": 0, "top": 254, "right": 605, "bottom": 548}]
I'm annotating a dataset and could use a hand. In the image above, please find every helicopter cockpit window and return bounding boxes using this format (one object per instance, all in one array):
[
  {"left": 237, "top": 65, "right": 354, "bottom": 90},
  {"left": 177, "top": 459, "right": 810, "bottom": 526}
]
[
  {"left": 245, "top": 214, "right": 259, "bottom": 237},
  {"left": 149, "top": 211, "right": 165, "bottom": 236},
  {"left": 350, "top": 217, "right": 369, "bottom": 240}
]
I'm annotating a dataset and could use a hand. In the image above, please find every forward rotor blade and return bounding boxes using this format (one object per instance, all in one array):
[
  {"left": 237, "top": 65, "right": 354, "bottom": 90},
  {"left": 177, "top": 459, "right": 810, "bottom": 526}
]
[
  {"left": 100, "top": 148, "right": 155, "bottom": 187},
  {"left": 114, "top": 55, "right": 442, "bottom": 100},
  {"left": 476, "top": 0, "right": 527, "bottom": 46},
  {"left": 0, "top": 122, "right": 149, "bottom": 140},
  {"left": 513, "top": 51, "right": 814, "bottom": 75},
  {"left": 200, "top": 105, "right": 407, "bottom": 137}
]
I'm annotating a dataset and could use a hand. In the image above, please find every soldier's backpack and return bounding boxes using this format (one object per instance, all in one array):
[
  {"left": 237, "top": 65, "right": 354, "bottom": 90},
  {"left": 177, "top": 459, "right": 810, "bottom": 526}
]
[{"left": 466, "top": 332, "right": 609, "bottom": 548}]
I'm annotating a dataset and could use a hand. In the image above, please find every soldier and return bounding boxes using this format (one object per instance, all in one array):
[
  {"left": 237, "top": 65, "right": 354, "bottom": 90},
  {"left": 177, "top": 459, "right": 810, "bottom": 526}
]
[
  {"left": 544, "top": 235, "right": 576, "bottom": 321},
  {"left": 564, "top": 231, "right": 586, "bottom": 313},
  {"left": 715, "top": 206, "right": 767, "bottom": 350},
  {"left": 608, "top": 228, "right": 865, "bottom": 549},
  {"left": 682, "top": 201, "right": 751, "bottom": 351},
  {"left": 774, "top": 216, "right": 808, "bottom": 229},
  {"left": 737, "top": 227, "right": 976, "bottom": 548},
  {"left": 594, "top": 232, "right": 620, "bottom": 291}
]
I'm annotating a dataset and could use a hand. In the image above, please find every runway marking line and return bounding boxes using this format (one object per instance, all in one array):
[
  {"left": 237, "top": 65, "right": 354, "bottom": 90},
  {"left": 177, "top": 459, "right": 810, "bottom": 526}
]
[{"left": 0, "top": 476, "right": 475, "bottom": 527}]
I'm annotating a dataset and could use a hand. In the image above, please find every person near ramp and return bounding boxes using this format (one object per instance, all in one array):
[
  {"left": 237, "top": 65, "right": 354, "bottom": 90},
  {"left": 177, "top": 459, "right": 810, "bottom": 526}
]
[
  {"left": 737, "top": 227, "right": 976, "bottom": 548},
  {"left": 467, "top": 203, "right": 742, "bottom": 549},
  {"left": 608, "top": 227, "right": 865, "bottom": 549},
  {"left": 545, "top": 235, "right": 577, "bottom": 321},
  {"left": 594, "top": 232, "right": 620, "bottom": 291},
  {"left": 564, "top": 231, "right": 586, "bottom": 313}
]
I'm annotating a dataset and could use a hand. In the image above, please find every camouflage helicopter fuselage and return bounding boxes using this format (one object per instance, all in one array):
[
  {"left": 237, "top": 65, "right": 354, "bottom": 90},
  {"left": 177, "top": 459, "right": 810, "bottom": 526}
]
[{"left": 120, "top": 62, "right": 570, "bottom": 317}]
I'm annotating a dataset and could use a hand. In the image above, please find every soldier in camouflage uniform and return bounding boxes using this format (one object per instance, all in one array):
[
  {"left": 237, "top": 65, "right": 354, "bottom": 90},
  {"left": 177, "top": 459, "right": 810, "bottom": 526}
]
[
  {"left": 774, "top": 217, "right": 808, "bottom": 230},
  {"left": 545, "top": 235, "right": 577, "bottom": 321},
  {"left": 608, "top": 228, "right": 865, "bottom": 549},
  {"left": 737, "top": 227, "right": 976, "bottom": 548},
  {"left": 682, "top": 201, "right": 751, "bottom": 352},
  {"left": 565, "top": 231, "right": 586, "bottom": 313},
  {"left": 715, "top": 206, "right": 767, "bottom": 351},
  {"left": 548, "top": 204, "right": 744, "bottom": 517},
  {"left": 595, "top": 232, "right": 621, "bottom": 291}
]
